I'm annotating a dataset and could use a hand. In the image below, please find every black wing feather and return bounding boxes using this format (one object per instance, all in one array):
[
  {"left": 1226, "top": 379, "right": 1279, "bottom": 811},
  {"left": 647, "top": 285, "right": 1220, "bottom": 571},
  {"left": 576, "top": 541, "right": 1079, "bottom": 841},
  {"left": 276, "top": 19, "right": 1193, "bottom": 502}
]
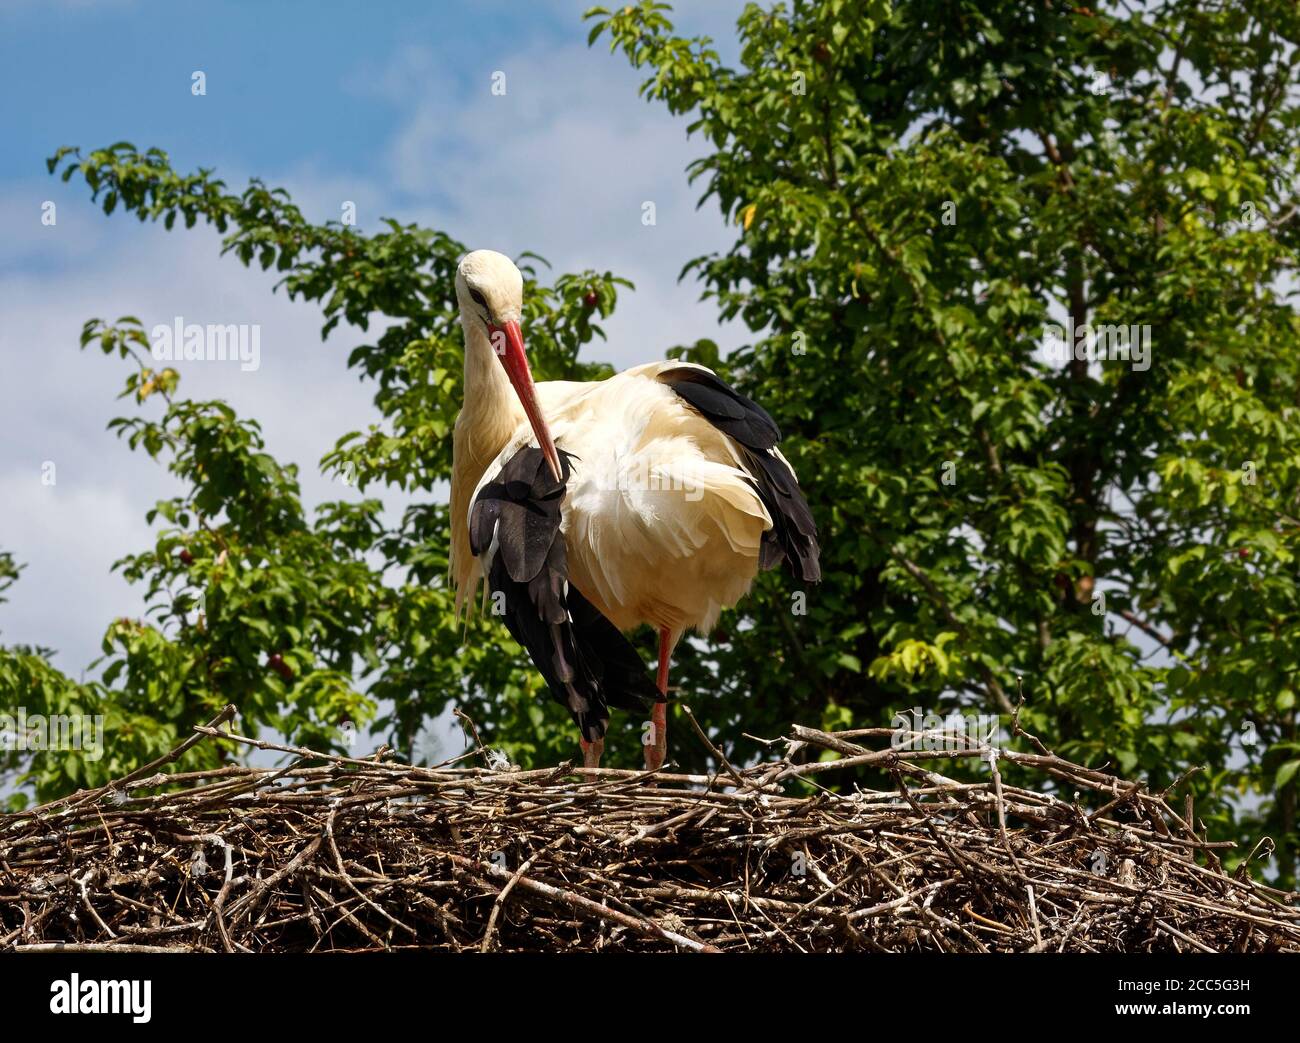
[
  {"left": 660, "top": 366, "right": 782, "bottom": 449},
  {"left": 659, "top": 365, "right": 821, "bottom": 583},
  {"left": 471, "top": 446, "right": 662, "bottom": 742}
]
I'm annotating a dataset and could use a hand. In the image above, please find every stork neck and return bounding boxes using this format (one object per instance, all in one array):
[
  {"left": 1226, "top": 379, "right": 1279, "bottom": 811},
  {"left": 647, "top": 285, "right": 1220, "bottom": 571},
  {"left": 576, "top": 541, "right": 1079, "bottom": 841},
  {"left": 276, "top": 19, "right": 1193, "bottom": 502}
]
[
  {"left": 460, "top": 312, "right": 522, "bottom": 446},
  {"left": 462, "top": 316, "right": 512, "bottom": 413}
]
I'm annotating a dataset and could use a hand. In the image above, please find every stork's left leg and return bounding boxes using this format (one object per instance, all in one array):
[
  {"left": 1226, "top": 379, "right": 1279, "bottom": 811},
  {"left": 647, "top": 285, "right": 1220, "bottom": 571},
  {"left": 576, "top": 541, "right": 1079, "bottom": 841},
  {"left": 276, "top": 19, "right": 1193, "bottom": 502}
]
[
  {"left": 580, "top": 736, "right": 604, "bottom": 769},
  {"left": 645, "top": 628, "right": 676, "bottom": 771}
]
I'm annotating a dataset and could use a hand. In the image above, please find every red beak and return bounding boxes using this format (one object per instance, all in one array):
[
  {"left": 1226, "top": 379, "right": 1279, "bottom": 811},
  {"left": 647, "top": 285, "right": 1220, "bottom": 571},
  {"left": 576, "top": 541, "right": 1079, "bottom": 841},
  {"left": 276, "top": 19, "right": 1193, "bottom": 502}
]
[{"left": 490, "top": 320, "right": 562, "bottom": 482}]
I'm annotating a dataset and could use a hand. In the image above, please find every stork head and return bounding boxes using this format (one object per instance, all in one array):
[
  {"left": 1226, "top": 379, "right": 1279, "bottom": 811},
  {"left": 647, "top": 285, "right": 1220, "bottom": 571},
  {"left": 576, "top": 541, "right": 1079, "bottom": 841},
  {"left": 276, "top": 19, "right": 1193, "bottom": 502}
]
[{"left": 456, "top": 249, "right": 561, "bottom": 481}]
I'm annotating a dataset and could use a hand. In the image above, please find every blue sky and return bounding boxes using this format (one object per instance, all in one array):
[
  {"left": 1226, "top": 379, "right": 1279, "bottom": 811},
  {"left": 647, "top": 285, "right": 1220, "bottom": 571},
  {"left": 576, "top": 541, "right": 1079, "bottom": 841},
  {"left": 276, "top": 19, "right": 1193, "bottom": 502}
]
[
  {"left": 1, "top": 1, "right": 597, "bottom": 189},
  {"left": 0, "top": 0, "right": 750, "bottom": 691}
]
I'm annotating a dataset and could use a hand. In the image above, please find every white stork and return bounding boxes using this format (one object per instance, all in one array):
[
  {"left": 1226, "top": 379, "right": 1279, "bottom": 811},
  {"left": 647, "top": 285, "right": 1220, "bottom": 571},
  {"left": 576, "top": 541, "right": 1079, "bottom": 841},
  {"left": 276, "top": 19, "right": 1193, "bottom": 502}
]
[{"left": 449, "top": 250, "right": 819, "bottom": 770}]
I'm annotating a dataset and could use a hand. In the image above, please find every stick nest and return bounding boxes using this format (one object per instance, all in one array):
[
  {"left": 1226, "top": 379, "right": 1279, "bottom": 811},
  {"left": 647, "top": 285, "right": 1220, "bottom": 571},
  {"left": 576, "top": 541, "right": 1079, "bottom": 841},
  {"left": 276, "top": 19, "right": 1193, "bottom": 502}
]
[{"left": 2, "top": 707, "right": 1297, "bottom": 953}]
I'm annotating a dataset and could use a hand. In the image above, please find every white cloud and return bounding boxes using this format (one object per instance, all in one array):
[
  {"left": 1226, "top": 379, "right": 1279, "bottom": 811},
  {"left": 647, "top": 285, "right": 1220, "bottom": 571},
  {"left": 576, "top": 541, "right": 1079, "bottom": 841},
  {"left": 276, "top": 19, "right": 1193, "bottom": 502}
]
[
  {"left": 0, "top": 178, "right": 111, "bottom": 267},
  {"left": 0, "top": 211, "right": 384, "bottom": 671},
  {"left": 377, "top": 40, "right": 745, "bottom": 366},
  {"left": 0, "top": 473, "right": 146, "bottom": 670}
]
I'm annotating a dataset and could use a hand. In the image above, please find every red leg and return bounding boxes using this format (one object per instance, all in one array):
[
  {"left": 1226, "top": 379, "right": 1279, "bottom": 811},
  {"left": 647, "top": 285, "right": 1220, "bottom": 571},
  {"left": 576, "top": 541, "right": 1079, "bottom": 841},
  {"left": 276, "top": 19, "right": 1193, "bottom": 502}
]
[
  {"left": 645, "top": 628, "right": 673, "bottom": 770},
  {"left": 580, "top": 736, "right": 604, "bottom": 769},
  {"left": 656, "top": 628, "right": 673, "bottom": 693}
]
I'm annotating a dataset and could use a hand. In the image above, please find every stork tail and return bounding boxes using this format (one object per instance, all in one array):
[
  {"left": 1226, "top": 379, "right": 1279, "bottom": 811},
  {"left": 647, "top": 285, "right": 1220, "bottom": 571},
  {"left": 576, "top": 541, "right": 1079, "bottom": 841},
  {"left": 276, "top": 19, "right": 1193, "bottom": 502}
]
[{"left": 659, "top": 365, "right": 821, "bottom": 583}]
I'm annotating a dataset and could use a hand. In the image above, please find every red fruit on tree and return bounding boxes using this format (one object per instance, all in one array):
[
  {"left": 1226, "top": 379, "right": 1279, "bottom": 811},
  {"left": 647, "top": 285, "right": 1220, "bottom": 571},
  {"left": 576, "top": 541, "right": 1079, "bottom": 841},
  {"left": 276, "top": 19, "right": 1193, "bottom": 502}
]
[
  {"left": 268, "top": 653, "right": 293, "bottom": 681},
  {"left": 583, "top": 291, "right": 599, "bottom": 310}
]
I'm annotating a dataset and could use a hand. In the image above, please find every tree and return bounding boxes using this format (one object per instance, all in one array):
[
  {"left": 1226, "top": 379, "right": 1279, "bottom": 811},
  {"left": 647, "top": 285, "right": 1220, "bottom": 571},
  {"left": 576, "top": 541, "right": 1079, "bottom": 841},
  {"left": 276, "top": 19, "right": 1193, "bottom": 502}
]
[{"left": 588, "top": 0, "right": 1300, "bottom": 881}]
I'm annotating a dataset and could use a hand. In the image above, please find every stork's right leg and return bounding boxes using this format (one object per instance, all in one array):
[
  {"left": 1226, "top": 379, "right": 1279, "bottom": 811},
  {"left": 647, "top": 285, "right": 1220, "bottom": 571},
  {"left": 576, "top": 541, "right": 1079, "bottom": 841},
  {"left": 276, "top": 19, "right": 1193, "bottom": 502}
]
[
  {"left": 644, "top": 627, "right": 674, "bottom": 771},
  {"left": 580, "top": 737, "right": 604, "bottom": 769}
]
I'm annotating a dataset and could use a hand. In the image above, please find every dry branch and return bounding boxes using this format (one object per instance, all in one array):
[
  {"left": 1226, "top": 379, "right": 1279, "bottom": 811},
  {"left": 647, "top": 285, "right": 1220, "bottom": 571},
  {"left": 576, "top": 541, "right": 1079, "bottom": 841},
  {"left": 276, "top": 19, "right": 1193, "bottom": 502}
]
[{"left": 1, "top": 710, "right": 1296, "bottom": 953}]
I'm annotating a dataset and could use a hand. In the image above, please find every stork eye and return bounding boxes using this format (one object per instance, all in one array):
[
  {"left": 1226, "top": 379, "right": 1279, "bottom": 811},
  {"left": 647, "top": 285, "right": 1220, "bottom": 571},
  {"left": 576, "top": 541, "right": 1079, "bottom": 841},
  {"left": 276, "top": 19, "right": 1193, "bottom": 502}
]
[{"left": 468, "top": 287, "right": 487, "bottom": 308}]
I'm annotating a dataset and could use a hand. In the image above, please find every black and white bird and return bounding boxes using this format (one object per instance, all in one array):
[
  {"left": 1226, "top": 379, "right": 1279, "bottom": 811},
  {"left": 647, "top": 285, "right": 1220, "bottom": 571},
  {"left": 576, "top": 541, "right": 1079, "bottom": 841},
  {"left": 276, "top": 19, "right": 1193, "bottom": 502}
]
[{"left": 449, "top": 250, "right": 819, "bottom": 769}]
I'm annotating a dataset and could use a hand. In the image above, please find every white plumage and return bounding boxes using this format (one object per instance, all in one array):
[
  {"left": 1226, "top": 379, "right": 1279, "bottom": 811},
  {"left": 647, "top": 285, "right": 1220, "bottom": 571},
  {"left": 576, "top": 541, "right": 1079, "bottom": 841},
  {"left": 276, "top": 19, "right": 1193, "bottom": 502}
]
[
  {"left": 466, "top": 360, "right": 773, "bottom": 635},
  {"left": 447, "top": 250, "right": 818, "bottom": 769}
]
